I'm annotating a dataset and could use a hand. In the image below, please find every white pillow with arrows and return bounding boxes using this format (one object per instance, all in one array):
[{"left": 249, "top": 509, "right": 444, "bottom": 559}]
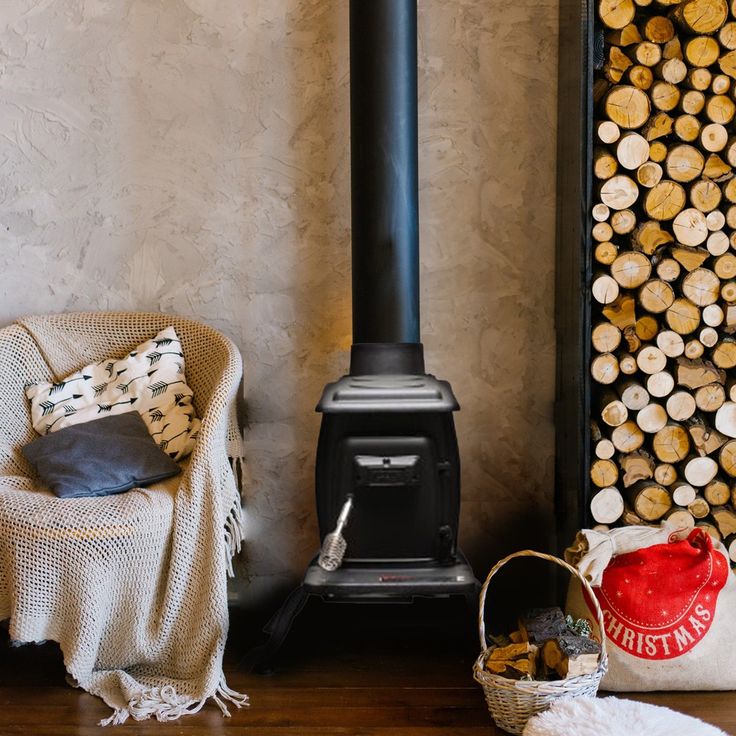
[{"left": 25, "top": 326, "right": 200, "bottom": 461}]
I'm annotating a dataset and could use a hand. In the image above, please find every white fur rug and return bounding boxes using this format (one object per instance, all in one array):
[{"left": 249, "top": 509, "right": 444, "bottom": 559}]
[{"left": 522, "top": 696, "right": 728, "bottom": 736}]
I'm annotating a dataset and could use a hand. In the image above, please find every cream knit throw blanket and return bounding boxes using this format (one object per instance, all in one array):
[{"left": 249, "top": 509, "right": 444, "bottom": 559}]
[{"left": 0, "top": 312, "right": 247, "bottom": 725}]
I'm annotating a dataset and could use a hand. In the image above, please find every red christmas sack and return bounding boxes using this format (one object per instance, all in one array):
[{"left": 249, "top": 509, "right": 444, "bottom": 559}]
[{"left": 566, "top": 526, "right": 736, "bottom": 690}]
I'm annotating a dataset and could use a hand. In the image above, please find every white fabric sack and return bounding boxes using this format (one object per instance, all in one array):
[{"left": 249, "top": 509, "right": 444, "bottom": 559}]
[
  {"left": 566, "top": 526, "right": 736, "bottom": 691},
  {"left": 565, "top": 521, "right": 683, "bottom": 586}
]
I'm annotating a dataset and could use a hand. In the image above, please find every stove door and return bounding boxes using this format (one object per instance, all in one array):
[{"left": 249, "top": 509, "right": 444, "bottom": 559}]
[{"left": 338, "top": 436, "right": 441, "bottom": 562}]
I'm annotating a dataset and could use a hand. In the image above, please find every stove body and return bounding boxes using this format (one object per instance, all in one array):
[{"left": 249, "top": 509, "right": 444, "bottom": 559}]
[{"left": 316, "top": 375, "right": 460, "bottom": 562}]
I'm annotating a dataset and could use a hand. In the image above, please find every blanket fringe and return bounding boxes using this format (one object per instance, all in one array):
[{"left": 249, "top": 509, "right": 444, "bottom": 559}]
[
  {"left": 99, "top": 677, "right": 249, "bottom": 726},
  {"left": 212, "top": 673, "right": 250, "bottom": 717},
  {"left": 223, "top": 497, "right": 245, "bottom": 577},
  {"left": 228, "top": 455, "right": 245, "bottom": 495},
  {"left": 98, "top": 685, "right": 197, "bottom": 726}
]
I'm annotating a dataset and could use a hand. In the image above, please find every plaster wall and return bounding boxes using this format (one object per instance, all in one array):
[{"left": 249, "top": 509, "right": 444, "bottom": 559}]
[{"left": 0, "top": 0, "right": 559, "bottom": 604}]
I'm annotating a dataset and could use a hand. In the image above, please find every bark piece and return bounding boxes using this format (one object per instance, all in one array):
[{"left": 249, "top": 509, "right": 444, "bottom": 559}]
[
  {"left": 485, "top": 642, "right": 538, "bottom": 679},
  {"left": 542, "top": 635, "right": 601, "bottom": 679},
  {"left": 688, "top": 415, "right": 728, "bottom": 455},
  {"left": 711, "top": 505, "right": 736, "bottom": 536},
  {"left": 603, "top": 295, "right": 636, "bottom": 328},
  {"left": 633, "top": 220, "right": 673, "bottom": 254},
  {"left": 518, "top": 608, "right": 568, "bottom": 645},
  {"left": 620, "top": 450, "right": 655, "bottom": 486},
  {"left": 677, "top": 358, "right": 725, "bottom": 389}
]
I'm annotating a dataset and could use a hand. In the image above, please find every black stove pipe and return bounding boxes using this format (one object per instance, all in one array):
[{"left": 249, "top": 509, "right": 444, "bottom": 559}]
[{"left": 349, "top": 0, "right": 425, "bottom": 376}]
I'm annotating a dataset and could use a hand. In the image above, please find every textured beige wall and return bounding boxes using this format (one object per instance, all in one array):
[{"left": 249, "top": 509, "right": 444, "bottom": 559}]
[{"left": 0, "top": 0, "right": 558, "bottom": 605}]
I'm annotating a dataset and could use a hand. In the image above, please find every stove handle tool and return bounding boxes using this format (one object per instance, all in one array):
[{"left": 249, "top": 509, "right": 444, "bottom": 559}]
[{"left": 317, "top": 494, "right": 354, "bottom": 572}]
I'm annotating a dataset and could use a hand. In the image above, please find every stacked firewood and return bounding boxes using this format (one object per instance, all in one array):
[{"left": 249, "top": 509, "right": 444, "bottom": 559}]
[
  {"left": 485, "top": 608, "right": 601, "bottom": 681},
  {"left": 590, "top": 0, "right": 736, "bottom": 566}
]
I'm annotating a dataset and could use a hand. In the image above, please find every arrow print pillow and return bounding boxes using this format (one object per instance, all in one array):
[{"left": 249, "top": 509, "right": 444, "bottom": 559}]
[{"left": 25, "top": 326, "right": 200, "bottom": 461}]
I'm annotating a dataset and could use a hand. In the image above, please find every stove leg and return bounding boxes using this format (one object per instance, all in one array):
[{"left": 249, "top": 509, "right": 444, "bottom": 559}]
[{"left": 248, "top": 585, "right": 311, "bottom": 674}]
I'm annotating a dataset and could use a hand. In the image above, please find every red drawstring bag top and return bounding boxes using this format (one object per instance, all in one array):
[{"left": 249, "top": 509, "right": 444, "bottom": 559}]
[{"left": 585, "top": 529, "right": 729, "bottom": 660}]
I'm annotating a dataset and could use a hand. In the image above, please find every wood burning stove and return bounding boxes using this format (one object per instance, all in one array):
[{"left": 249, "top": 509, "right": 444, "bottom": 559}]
[
  {"left": 252, "top": 0, "right": 477, "bottom": 670},
  {"left": 315, "top": 375, "right": 461, "bottom": 566}
]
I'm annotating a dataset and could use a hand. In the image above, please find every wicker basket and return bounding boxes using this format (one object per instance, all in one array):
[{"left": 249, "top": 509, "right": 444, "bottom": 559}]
[{"left": 472, "top": 549, "right": 608, "bottom": 735}]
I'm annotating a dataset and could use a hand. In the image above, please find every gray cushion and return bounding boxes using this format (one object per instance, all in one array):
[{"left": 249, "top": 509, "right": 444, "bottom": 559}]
[{"left": 21, "top": 412, "right": 181, "bottom": 498}]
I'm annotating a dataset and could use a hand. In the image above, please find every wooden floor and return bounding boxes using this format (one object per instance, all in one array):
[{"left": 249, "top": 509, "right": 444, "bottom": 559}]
[{"left": 0, "top": 597, "right": 734, "bottom": 735}]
